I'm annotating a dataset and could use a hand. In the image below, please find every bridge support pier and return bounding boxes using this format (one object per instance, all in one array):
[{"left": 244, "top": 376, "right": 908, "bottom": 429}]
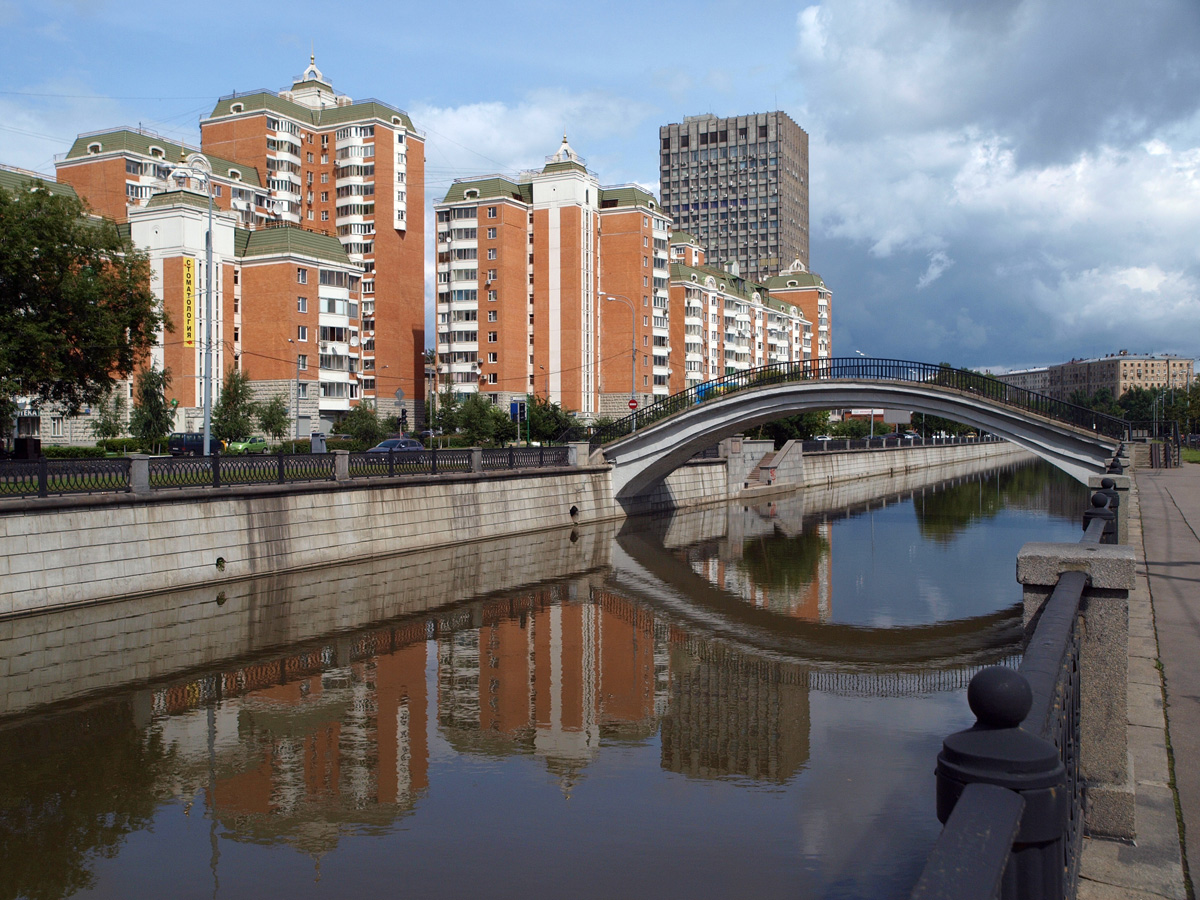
[{"left": 1017, "top": 542, "right": 1138, "bottom": 839}]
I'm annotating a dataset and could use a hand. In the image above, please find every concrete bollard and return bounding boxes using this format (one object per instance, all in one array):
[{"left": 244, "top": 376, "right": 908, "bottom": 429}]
[
  {"left": 333, "top": 449, "right": 349, "bottom": 483},
  {"left": 130, "top": 454, "right": 150, "bottom": 494}
]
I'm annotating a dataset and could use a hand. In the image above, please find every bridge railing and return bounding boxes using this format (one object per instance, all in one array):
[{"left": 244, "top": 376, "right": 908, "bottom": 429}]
[
  {"left": 588, "top": 358, "right": 1129, "bottom": 450},
  {"left": 909, "top": 486, "right": 1119, "bottom": 900}
]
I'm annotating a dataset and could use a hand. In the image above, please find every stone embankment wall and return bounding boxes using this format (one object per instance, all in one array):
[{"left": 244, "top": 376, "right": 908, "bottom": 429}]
[{"left": 1, "top": 440, "right": 1028, "bottom": 618}]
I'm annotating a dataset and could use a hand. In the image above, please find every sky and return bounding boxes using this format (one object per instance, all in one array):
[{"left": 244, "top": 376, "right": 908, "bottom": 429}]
[{"left": 1, "top": 0, "right": 1198, "bottom": 371}]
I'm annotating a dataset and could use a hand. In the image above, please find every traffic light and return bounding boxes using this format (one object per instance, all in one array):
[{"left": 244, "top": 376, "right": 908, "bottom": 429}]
[{"left": 400, "top": 408, "right": 409, "bottom": 432}]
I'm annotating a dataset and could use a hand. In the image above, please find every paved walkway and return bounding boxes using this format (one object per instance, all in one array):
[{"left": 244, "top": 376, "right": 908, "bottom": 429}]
[{"left": 1079, "top": 466, "right": 1197, "bottom": 899}]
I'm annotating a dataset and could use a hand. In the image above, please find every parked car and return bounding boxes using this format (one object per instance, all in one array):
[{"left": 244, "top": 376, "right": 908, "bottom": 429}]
[
  {"left": 366, "top": 438, "right": 424, "bottom": 453},
  {"left": 226, "top": 435, "right": 268, "bottom": 455},
  {"left": 167, "top": 432, "right": 226, "bottom": 456},
  {"left": 813, "top": 435, "right": 833, "bottom": 441}
]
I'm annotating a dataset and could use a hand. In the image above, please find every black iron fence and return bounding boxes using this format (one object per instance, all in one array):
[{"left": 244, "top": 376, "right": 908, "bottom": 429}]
[
  {"left": 910, "top": 481, "right": 1121, "bottom": 900},
  {"left": 0, "top": 446, "right": 574, "bottom": 500},
  {"left": 589, "top": 358, "right": 1130, "bottom": 450},
  {"left": 0, "top": 456, "right": 132, "bottom": 498},
  {"left": 800, "top": 434, "right": 1002, "bottom": 453}
]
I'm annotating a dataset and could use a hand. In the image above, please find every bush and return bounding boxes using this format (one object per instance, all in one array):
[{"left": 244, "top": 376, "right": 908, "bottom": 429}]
[
  {"left": 98, "top": 437, "right": 146, "bottom": 454},
  {"left": 43, "top": 445, "right": 109, "bottom": 458}
]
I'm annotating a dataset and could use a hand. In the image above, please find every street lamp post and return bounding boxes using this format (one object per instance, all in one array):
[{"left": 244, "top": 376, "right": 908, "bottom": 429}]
[
  {"left": 600, "top": 292, "right": 637, "bottom": 431},
  {"left": 287, "top": 339, "right": 301, "bottom": 440},
  {"left": 167, "top": 153, "right": 216, "bottom": 456},
  {"left": 854, "top": 350, "right": 874, "bottom": 437}
]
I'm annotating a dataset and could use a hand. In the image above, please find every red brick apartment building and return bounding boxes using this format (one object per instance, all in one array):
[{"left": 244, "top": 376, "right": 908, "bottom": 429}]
[{"left": 45, "top": 59, "right": 424, "bottom": 435}]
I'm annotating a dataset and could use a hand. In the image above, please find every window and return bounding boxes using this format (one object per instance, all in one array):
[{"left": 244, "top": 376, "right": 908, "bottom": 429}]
[
  {"left": 488, "top": 310, "right": 497, "bottom": 321},
  {"left": 298, "top": 355, "right": 308, "bottom": 371},
  {"left": 487, "top": 206, "right": 497, "bottom": 218},
  {"left": 51, "top": 417, "right": 63, "bottom": 437},
  {"left": 321, "top": 173, "right": 328, "bottom": 183},
  {"left": 487, "top": 373, "right": 498, "bottom": 384},
  {"left": 321, "top": 211, "right": 329, "bottom": 221},
  {"left": 297, "top": 268, "right": 308, "bottom": 284},
  {"left": 487, "top": 248, "right": 497, "bottom": 260},
  {"left": 320, "top": 192, "right": 328, "bottom": 202},
  {"left": 297, "top": 297, "right": 307, "bottom": 313},
  {"left": 298, "top": 325, "right": 308, "bottom": 342},
  {"left": 488, "top": 290, "right": 497, "bottom": 301},
  {"left": 643, "top": 316, "right": 649, "bottom": 326},
  {"left": 488, "top": 332, "right": 498, "bottom": 343},
  {"left": 487, "top": 269, "right": 497, "bottom": 281},
  {"left": 487, "top": 227, "right": 496, "bottom": 239},
  {"left": 488, "top": 352, "right": 497, "bottom": 363}
]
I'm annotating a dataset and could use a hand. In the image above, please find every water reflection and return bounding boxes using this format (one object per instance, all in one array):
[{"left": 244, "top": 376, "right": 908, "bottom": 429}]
[{"left": 0, "top": 458, "right": 1086, "bottom": 900}]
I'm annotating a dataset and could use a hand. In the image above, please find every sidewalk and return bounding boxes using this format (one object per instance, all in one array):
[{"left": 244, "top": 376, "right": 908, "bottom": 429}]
[{"left": 1078, "top": 466, "right": 1195, "bottom": 899}]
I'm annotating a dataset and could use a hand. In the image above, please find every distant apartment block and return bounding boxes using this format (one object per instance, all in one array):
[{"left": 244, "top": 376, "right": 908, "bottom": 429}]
[
  {"left": 996, "top": 351, "right": 1195, "bottom": 402},
  {"left": 659, "top": 111, "right": 809, "bottom": 282},
  {"left": 435, "top": 138, "right": 827, "bottom": 419}
]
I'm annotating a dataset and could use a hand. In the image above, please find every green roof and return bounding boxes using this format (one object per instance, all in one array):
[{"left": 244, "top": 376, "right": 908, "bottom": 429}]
[
  {"left": 234, "top": 227, "right": 251, "bottom": 257},
  {"left": 670, "top": 261, "right": 814, "bottom": 318},
  {"left": 541, "top": 159, "right": 588, "bottom": 176},
  {"left": 598, "top": 185, "right": 658, "bottom": 210},
  {"left": 441, "top": 177, "right": 531, "bottom": 205},
  {"left": 0, "top": 168, "right": 78, "bottom": 199},
  {"left": 206, "top": 91, "right": 416, "bottom": 132},
  {"left": 670, "top": 230, "right": 698, "bottom": 244},
  {"left": 762, "top": 271, "right": 827, "bottom": 291},
  {"left": 62, "top": 129, "right": 261, "bottom": 186},
  {"left": 144, "top": 189, "right": 210, "bottom": 211},
  {"left": 241, "top": 227, "right": 354, "bottom": 266}
]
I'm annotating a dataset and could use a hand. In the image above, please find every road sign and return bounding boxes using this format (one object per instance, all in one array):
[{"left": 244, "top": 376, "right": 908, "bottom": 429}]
[{"left": 628, "top": 398, "right": 638, "bottom": 410}]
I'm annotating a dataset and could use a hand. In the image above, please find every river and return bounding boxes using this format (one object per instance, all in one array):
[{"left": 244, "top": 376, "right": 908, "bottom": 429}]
[{"left": 0, "top": 458, "right": 1087, "bottom": 900}]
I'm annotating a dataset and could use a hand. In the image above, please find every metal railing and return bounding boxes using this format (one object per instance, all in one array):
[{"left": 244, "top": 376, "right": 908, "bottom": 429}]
[
  {"left": 800, "top": 434, "right": 1001, "bottom": 453},
  {"left": 1, "top": 445, "right": 577, "bottom": 500},
  {"left": 589, "top": 358, "right": 1130, "bottom": 450},
  {"left": 348, "top": 449, "right": 472, "bottom": 478},
  {"left": 910, "top": 482, "right": 1122, "bottom": 900},
  {"left": 0, "top": 456, "right": 132, "bottom": 498}
]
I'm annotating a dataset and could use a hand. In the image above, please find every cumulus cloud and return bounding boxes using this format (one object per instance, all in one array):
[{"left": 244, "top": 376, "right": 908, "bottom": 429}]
[{"left": 793, "top": 0, "right": 1200, "bottom": 366}]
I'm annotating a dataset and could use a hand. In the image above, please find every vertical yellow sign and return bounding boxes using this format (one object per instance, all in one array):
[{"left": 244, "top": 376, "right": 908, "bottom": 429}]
[{"left": 183, "top": 258, "right": 196, "bottom": 348}]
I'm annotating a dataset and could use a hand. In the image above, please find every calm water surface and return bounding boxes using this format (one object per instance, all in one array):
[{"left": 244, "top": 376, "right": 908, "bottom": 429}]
[{"left": 0, "top": 460, "right": 1087, "bottom": 900}]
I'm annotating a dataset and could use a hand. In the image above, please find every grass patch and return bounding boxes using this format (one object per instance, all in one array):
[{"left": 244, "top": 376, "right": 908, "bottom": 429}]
[{"left": 1181, "top": 448, "right": 1200, "bottom": 464}]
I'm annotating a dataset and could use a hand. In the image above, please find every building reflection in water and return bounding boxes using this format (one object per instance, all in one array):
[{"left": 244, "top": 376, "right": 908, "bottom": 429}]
[{"left": 0, "top": 461, "right": 1067, "bottom": 899}]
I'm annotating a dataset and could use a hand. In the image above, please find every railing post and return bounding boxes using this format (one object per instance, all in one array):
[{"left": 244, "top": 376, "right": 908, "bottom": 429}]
[
  {"left": 277, "top": 449, "right": 285, "bottom": 484},
  {"left": 470, "top": 448, "right": 482, "bottom": 473},
  {"left": 937, "top": 667, "right": 1068, "bottom": 900},
  {"left": 1082, "top": 493, "right": 1117, "bottom": 544},
  {"left": 130, "top": 454, "right": 151, "bottom": 494},
  {"left": 1017, "top": 541, "right": 1136, "bottom": 839},
  {"left": 212, "top": 448, "right": 221, "bottom": 488},
  {"left": 431, "top": 448, "right": 437, "bottom": 475},
  {"left": 508, "top": 447, "right": 515, "bottom": 469},
  {"left": 1089, "top": 474, "right": 1130, "bottom": 544},
  {"left": 333, "top": 449, "right": 349, "bottom": 483},
  {"left": 37, "top": 455, "right": 48, "bottom": 498},
  {"left": 388, "top": 447, "right": 395, "bottom": 477}
]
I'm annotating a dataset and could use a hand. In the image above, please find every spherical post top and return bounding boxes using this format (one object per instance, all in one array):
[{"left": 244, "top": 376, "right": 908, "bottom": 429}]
[
  {"left": 966, "top": 666, "right": 1032, "bottom": 729},
  {"left": 1101, "top": 477, "right": 1116, "bottom": 490},
  {"left": 1091, "top": 492, "right": 1109, "bottom": 509}
]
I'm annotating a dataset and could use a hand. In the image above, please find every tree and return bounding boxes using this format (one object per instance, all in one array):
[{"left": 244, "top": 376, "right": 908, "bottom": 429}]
[
  {"left": 211, "top": 368, "right": 258, "bottom": 441},
  {"left": 128, "top": 367, "right": 173, "bottom": 452},
  {"left": 88, "top": 387, "right": 128, "bottom": 440},
  {"left": 0, "top": 180, "right": 163, "bottom": 417},
  {"left": 332, "top": 402, "right": 385, "bottom": 446},
  {"left": 526, "top": 394, "right": 579, "bottom": 444},
  {"left": 830, "top": 417, "right": 871, "bottom": 438},
  {"left": 256, "top": 394, "right": 290, "bottom": 442},
  {"left": 752, "top": 410, "right": 830, "bottom": 447},
  {"left": 457, "top": 393, "right": 517, "bottom": 446}
]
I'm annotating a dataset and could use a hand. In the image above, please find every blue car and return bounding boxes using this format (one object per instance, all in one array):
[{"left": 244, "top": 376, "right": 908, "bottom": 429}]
[{"left": 367, "top": 438, "right": 423, "bottom": 453}]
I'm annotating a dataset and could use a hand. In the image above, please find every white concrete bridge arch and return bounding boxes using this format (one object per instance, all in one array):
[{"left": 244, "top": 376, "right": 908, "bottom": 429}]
[{"left": 602, "top": 379, "right": 1122, "bottom": 500}]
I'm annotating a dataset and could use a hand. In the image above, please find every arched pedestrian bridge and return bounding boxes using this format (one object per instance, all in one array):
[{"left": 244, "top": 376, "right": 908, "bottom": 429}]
[{"left": 591, "top": 358, "right": 1126, "bottom": 500}]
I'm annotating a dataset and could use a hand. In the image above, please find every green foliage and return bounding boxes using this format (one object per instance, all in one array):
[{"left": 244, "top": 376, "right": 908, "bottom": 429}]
[
  {"left": 526, "top": 394, "right": 579, "bottom": 443},
  {"left": 128, "top": 367, "right": 173, "bottom": 453},
  {"left": 1067, "top": 388, "right": 1121, "bottom": 417},
  {"left": 98, "top": 437, "right": 144, "bottom": 454},
  {"left": 751, "top": 410, "right": 830, "bottom": 447},
  {"left": 211, "top": 368, "right": 258, "bottom": 441},
  {"left": 256, "top": 394, "right": 291, "bottom": 441},
  {"left": 431, "top": 389, "right": 460, "bottom": 436},
  {"left": 332, "top": 401, "right": 386, "bottom": 446},
  {"left": 43, "top": 445, "right": 108, "bottom": 458},
  {"left": 830, "top": 417, "right": 871, "bottom": 438},
  {"left": 87, "top": 388, "right": 127, "bottom": 440},
  {"left": 0, "top": 180, "right": 164, "bottom": 417},
  {"left": 457, "top": 393, "right": 517, "bottom": 446},
  {"left": 737, "top": 527, "right": 830, "bottom": 599}
]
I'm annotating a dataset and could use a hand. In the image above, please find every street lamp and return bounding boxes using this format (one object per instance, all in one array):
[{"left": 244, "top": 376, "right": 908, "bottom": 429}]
[
  {"left": 287, "top": 339, "right": 301, "bottom": 440},
  {"left": 600, "top": 292, "right": 637, "bottom": 430},
  {"left": 854, "top": 350, "right": 874, "bottom": 437},
  {"left": 167, "top": 152, "right": 216, "bottom": 456}
]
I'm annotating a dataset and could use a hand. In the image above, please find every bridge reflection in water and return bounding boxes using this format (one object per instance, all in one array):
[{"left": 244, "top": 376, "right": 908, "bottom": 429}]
[{"left": 0, "top": 459, "right": 1086, "bottom": 900}]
